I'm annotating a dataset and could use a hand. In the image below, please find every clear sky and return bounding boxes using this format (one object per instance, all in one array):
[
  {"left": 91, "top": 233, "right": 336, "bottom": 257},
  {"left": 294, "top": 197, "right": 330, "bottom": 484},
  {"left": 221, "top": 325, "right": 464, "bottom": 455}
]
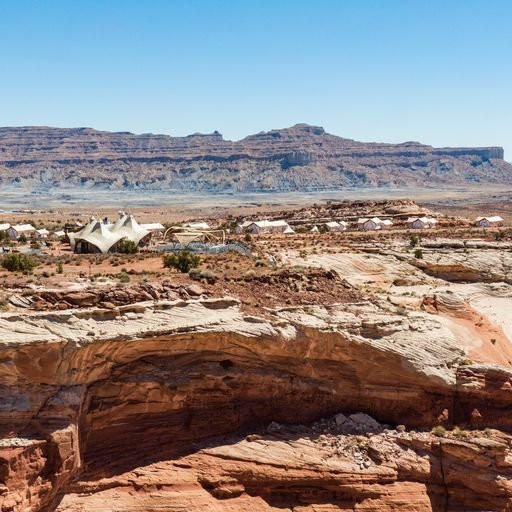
[{"left": 1, "top": 0, "right": 511, "bottom": 158}]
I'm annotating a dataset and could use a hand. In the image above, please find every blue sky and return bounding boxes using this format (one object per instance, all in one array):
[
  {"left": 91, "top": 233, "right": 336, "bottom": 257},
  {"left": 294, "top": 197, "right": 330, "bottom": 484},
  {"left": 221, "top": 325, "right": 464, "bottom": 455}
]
[{"left": 1, "top": 0, "right": 511, "bottom": 157}]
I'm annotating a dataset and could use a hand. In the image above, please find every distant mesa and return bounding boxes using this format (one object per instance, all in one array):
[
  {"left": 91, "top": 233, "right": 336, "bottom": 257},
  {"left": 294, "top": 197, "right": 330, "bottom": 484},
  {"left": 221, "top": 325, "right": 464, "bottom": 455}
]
[{"left": 0, "top": 124, "right": 509, "bottom": 192}]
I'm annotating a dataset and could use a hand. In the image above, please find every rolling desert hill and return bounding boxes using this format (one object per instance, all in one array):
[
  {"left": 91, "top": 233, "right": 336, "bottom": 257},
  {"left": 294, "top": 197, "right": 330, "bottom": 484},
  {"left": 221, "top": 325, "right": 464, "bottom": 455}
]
[{"left": 0, "top": 123, "right": 511, "bottom": 193}]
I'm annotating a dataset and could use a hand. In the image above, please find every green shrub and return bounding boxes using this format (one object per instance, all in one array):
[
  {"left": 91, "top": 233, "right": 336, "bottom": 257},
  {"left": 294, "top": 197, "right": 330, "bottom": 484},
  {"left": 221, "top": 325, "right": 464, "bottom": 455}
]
[
  {"left": 56, "top": 262, "right": 64, "bottom": 274},
  {"left": 244, "top": 233, "right": 252, "bottom": 242},
  {"left": 117, "top": 240, "right": 138, "bottom": 254},
  {"left": 409, "top": 234, "right": 420, "bottom": 247},
  {"left": 414, "top": 248, "right": 423, "bottom": 259},
  {"left": 432, "top": 425, "right": 446, "bottom": 438},
  {"left": 163, "top": 251, "right": 200, "bottom": 273},
  {"left": 1, "top": 254, "right": 38, "bottom": 272},
  {"left": 452, "top": 426, "right": 470, "bottom": 439},
  {"left": 118, "top": 272, "right": 130, "bottom": 283},
  {"left": 18, "top": 234, "right": 27, "bottom": 243}
]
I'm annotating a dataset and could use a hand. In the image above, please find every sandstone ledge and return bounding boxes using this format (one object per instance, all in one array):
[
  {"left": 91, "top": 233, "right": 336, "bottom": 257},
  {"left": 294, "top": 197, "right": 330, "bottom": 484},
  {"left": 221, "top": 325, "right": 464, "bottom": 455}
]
[{"left": 1, "top": 298, "right": 512, "bottom": 511}]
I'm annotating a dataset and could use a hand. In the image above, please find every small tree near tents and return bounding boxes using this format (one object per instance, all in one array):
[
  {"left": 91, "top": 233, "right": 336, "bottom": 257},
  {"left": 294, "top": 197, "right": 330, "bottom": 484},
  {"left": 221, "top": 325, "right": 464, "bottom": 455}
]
[{"left": 163, "top": 250, "right": 200, "bottom": 273}]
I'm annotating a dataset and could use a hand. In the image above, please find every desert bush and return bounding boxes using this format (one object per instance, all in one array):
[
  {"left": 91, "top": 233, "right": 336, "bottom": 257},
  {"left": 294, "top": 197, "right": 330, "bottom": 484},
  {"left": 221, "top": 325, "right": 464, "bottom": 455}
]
[
  {"left": 163, "top": 251, "right": 200, "bottom": 273},
  {"left": 1, "top": 254, "right": 38, "bottom": 272},
  {"left": 56, "top": 262, "right": 64, "bottom": 274},
  {"left": 117, "top": 240, "right": 138, "bottom": 254},
  {"left": 188, "top": 268, "right": 201, "bottom": 280},
  {"left": 188, "top": 267, "right": 216, "bottom": 283},
  {"left": 431, "top": 425, "right": 446, "bottom": 438},
  {"left": 409, "top": 233, "right": 420, "bottom": 247},
  {"left": 414, "top": 248, "right": 423, "bottom": 259},
  {"left": 199, "top": 269, "right": 217, "bottom": 284},
  {"left": 243, "top": 269, "right": 256, "bottom": 280},
  {"left": 452, "top": 426, "right": 470, "bottom": 439},
  {"left": 118, "top": 272, "right": 130, "bottom": 283}
]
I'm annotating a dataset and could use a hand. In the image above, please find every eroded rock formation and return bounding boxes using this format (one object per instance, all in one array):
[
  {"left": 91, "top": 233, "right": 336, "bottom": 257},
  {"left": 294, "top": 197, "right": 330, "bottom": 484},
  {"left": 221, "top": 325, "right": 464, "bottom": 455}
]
[
  {"left": 1, "top": 296, "right": 512, "bottom": 511},
  {"left": 1, "top": 124, "right": 511, "bottom": 192}
]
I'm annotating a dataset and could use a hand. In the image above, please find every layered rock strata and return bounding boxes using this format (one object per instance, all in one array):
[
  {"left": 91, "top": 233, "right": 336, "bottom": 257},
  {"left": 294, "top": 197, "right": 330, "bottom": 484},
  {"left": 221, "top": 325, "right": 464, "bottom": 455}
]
[
  {"left": 1, "top": 124, "right": 511, "bottom": 191},
  {"left": 0, "top": 297, "right": 512, "bottom": 510}
]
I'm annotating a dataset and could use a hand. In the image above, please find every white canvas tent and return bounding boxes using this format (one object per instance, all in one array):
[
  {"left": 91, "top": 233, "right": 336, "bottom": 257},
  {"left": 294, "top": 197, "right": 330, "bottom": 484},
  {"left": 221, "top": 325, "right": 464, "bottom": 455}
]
[
  {"left": 68, "top": 216, "right": 98, "bottom": 250},
  {"left": 475, "top": 216, "right": 504, "bottom": 227},
  {"left": 50, "top": 230, "right": 66, "bottom": 240},
  {"left": 407, "top": 217, "right": 438, "bottom": 229},
  {"left": 357, "top": 217, "right": 392, "bottom": 231},
  {"left": 70, "top": 213, "right": 151, "bottom": 253},
  {"left": 35, "top": 228, "right": 49, "bottom": 238},
  {"left": 325, "top": 221, "right": 347, "bottom": 232},
  {"left": 7, "top": 224, "right": 36, "bottom": 240},
  {"left": 245, "top": 220, "right": 291, "bottom": 234},
  {"left": 74, "top": 221, "right": 125, "bottom": 254},
  {"left": 110, "top": 214, "right": 150, "bottom": 245}
]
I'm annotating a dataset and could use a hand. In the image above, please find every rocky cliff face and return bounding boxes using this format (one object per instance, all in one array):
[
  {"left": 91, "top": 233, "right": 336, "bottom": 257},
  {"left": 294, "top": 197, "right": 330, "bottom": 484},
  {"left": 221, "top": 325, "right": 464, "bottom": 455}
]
[
  {"left": 0, "top": 124, "right": 510, "bottom": 192},
  {"left": 1, "top": 297, "right": 512, "bottom": 511}
]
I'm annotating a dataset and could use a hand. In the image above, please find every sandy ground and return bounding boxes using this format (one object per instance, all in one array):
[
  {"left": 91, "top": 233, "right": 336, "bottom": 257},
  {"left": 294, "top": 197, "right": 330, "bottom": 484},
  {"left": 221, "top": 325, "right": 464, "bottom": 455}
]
[{"left": 2, "top": 185, "right": 512, "bottom": 223}]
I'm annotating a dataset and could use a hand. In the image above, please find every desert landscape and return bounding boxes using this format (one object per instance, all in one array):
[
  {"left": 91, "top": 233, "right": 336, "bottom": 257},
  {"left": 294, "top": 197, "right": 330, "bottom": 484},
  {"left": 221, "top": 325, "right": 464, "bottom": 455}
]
[
  {"left": 2, "top": 1, "right": 512, "bottom": 509},
  {"left": 1, "top": 194, "right": 512, "bottom": 511}
]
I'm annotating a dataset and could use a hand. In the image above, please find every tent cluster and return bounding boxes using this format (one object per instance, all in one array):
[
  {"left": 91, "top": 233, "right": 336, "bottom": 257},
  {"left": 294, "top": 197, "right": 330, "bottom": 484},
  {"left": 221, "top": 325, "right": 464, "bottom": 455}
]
[
  {"left": 68, "top": 212, "right": 152, "bottom": 253},
  {"left": 236, "top": 219, "right": 294, "bottom": 235},
  {"left": 325, "top": 221, "right": 349, "bottom": 232},
  {"left": 0, "top": 223, "right": 66, "bottom": 241}
]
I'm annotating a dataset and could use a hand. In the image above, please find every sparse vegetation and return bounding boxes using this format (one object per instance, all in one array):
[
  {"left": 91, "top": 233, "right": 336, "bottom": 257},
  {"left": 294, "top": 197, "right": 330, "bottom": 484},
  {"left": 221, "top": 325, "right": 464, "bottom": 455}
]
[
  {"left": 1, "top": 253, "right": 38, "bottom": 272},
  {"left": 163, "top": 251, "right": 200, "bottom": 273},
  {"left": 432, "top": 425, "right": 446, "bottom": 438},
  {"left": 414, "top": 248, "right": 423, "bottom": 259},
  {"left": 117, "top": 240, "right": 138, "bottom": 254},
  {"left": 118, "top": 272, "right": 131, "bottom": 283},
  {"left": 409, "top": 233, "right": 420, "bottom": 247},
  {"left": 452, "top": 426, "right": 470, "bottom": 439}
]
